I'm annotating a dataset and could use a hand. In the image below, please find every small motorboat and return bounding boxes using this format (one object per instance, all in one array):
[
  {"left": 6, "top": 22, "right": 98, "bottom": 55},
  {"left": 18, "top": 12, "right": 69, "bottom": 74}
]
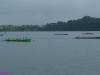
[{"left": 3, "top": 38, "right": 31, "bottom": 42}]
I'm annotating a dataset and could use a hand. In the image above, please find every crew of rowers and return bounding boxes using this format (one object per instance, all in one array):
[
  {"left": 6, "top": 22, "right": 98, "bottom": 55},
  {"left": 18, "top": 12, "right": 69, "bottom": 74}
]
[{"left": 8, "top": 38, "right": 28, "bottom": 40}]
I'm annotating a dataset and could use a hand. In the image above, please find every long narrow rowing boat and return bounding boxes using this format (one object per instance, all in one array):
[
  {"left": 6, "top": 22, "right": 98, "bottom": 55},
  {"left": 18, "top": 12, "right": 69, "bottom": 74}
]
[
  {"left": 55, "top": 34, "right": 68, "bottom": 35},
  {"left": 75, "top": 36, "right": 100, "bottom": 39},
  {"left": 82, "top": 32, "right": 93, "bottom": 35},
  {"left": 3, "top": 38, "right": 31, "bottom": 42}
]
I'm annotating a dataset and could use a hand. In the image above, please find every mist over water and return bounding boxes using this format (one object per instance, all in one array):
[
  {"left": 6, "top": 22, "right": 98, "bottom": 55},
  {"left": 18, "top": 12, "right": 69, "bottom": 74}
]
[{"left": 0, "top": 31, "right": 100, "bottom": 75}]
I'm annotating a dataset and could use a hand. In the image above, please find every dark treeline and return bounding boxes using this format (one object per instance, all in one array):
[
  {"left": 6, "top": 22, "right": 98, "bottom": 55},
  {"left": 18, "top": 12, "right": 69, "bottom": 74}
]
[{"left": 0, "top": 16, "right": 100, "bottom": 31}]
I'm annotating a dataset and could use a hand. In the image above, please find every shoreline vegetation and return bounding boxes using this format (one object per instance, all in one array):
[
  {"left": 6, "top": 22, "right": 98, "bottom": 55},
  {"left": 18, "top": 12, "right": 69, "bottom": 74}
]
[{"left": 0, "top": 16, "right": 100, "bottom": 31}]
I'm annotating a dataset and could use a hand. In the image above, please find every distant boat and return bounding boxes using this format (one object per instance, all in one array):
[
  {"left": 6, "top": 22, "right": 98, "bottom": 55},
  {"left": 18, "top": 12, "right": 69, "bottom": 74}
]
[
  {"left": 75, "top": 36, "right": 100, "bottom": 39},
  {"left": 54, "top": 34, "right": 68, "bottom": 35},
  {"left": 82, "top": 32, "right": 93, "bottom": 35},
  {"left": 3, "top": 38, "right": 31, "bottom": 42}
]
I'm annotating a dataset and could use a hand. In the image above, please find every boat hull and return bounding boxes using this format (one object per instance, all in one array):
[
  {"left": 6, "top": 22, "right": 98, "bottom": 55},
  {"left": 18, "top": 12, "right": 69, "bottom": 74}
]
[
  {"left": 82, "top": 33, "right": 93, "bottom": 35},
  {"left": 4, "top": 39, "right": 31, "bottom": 42},
  {"left": 75, "top": 37, "right": 100, "bottom": 39},
  {"left": 55, "top": 34, "right": 68, "bottom": 35}
]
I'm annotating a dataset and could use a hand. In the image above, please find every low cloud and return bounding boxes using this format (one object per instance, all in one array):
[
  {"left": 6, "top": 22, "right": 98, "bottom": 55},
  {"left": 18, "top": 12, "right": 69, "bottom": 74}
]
[{"left": 0, "top": 0, "right": 100, "bottom": 25}]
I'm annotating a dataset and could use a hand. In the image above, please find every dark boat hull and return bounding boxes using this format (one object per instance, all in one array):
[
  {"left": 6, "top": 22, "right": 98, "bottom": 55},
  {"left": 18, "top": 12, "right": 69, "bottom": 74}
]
[
  {"left": 55, "top": 34, "right": 68, "bottom": 35},
  {"left": 75, "top": 37, "right": 100, "bottom": 39}
]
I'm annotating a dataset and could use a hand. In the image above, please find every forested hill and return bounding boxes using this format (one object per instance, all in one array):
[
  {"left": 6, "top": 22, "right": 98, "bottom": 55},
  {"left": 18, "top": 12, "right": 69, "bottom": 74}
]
[
  {"left": 45, "top": 16, "right": 100, "bottom": 31},
  {"left": 0, "top": 16, "right": 100, "bottom": 31}
]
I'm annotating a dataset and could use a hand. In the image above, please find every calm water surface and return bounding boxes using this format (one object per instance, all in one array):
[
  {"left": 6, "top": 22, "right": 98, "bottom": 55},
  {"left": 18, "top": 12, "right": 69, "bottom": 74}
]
[{"left": 0, "top": 31, "right": 100, "bottom": 75}]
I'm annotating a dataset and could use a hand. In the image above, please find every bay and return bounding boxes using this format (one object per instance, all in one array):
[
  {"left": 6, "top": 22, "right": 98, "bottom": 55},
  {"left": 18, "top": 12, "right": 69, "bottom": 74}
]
[{"left": 0, "top": 31, "right": 100, "bottom": 75}]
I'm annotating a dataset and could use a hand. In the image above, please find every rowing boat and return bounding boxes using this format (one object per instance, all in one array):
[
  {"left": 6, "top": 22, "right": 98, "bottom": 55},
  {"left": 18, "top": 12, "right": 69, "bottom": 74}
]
[
  {"left": 75, "top": 36, "right": 100, "bottom": 39},
  {"left": 3, "top": 38, "right": 31, "bottom": 42}
]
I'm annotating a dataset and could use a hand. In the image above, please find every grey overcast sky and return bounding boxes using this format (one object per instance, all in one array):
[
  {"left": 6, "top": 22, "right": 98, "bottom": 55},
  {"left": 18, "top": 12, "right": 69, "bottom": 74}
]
[{"left": 0, "top": 0, "right": 100, "bottom": 25}]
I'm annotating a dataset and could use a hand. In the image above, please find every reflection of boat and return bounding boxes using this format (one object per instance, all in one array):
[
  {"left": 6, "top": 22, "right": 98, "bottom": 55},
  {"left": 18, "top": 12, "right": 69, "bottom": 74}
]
[
  {"left": 82, "top": 32, "right": 93, "bottom": 35},
  {"left": 0, "top": 34, "right": 3, "bottom": 36},
  {"left": 75, "top": 36, "right": 100, "bottom": 39},
  {"left": 3, "top": 38, "right": 31, "bottom": 42}
]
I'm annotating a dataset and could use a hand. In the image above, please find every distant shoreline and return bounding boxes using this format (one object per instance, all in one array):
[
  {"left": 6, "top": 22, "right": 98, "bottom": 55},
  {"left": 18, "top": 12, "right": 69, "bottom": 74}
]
[{"left": 1, "top": 16, "right": 100, "bottom": 31}]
